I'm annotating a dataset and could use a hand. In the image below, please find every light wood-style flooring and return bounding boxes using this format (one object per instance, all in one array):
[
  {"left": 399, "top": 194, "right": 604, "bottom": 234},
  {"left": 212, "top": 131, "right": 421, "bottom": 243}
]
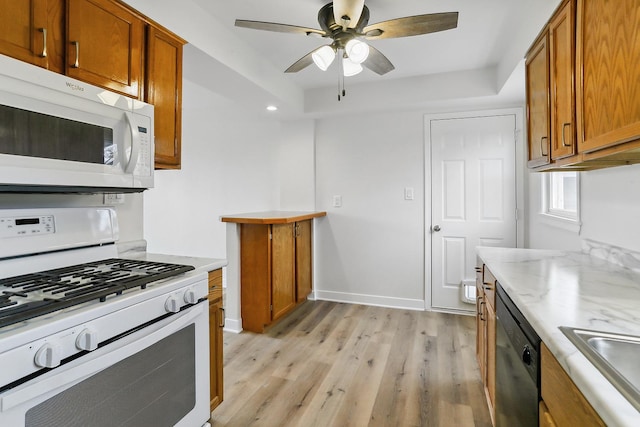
[{"left": 210, "top": 300, "right": 491, "bottom": 427}]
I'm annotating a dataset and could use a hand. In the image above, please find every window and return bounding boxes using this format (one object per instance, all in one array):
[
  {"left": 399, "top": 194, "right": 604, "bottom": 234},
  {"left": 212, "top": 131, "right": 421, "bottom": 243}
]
[{"left": 542, "top": 171, "right": 580, "bottom": 228}]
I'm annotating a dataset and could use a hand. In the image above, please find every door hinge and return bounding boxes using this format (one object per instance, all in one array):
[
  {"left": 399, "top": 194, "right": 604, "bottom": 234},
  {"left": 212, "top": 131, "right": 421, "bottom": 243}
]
[
  {"left": 269, "top": 233, "right": 272, "bottom": 240},
  {"left": 270, "top": 304, "right": 273, "bottom": 311}
]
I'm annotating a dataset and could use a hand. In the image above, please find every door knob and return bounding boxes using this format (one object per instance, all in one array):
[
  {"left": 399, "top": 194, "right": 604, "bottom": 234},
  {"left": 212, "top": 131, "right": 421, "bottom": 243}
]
[{"left": 433, "top": 225, "right": 441, "bottom": 232}]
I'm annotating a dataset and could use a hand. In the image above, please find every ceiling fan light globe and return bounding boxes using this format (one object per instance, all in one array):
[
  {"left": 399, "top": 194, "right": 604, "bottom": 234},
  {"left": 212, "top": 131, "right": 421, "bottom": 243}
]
[
  {"left": 345, "top": 39, "right": 369, "bottom": 64},
  {"left": 312, "top": 45, "right": 335, "bottom": 71},
  {"left": 343, "top": 57, "right": 363, "bottom": 76}
]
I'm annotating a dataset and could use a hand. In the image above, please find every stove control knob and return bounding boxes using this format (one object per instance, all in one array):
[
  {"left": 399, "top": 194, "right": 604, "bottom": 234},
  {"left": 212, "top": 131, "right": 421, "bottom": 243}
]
[
  {"left": 34, "top": 343, "right": 62, "bottom": 368},
  {"left": 184, "top": 289, "right": 198, "bottom": 305},
  {"left": 165, "top": 295, "right": 181, "bottom": 313},
  {"left": 76, "top": 328, "right": 99, "bottom": 351}
]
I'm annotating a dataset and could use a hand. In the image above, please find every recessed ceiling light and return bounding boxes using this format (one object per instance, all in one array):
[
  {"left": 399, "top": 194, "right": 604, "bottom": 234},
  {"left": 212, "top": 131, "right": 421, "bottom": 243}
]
[{"left": 266, "top": 105, "right": 278, "bottom": 111}]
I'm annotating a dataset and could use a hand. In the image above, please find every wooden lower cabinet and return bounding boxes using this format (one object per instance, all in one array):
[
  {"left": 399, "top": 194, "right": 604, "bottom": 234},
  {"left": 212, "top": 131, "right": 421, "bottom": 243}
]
[
  {"left": 240, "top": 220, "right": 313, "bottom": 333},
  {"left": 541, "top": 343, "right": 605, "bottom": 427},
  {"left": 208, "top": 269, "right": 224, "bottom": 412},
  {"left": 539, "top": 401, "right": 557, "bottom": 427},
  {"left": 476, "top": 262, "right": 496, "bottom": 423}
]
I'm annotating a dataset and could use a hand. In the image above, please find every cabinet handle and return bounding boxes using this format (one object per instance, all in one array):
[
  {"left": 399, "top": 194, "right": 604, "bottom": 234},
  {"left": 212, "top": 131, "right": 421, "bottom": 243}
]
[
  {"left": 540, "top": 136, "right": 549, "bottom": 156},
  {"left": 71, "top": 41, "right": 80, "bottom": 68},
  {"left": 39, "top": 28, "right": 47, "bottom": 58},
  {"left": 219, "top": 307, "right": 225, "bottom": 328},
  {"left": 562, "top": 122, "right": 572, "bottom": 147},
  {"left": 479, "top": 301, "right": 486, "bottom": 321}
]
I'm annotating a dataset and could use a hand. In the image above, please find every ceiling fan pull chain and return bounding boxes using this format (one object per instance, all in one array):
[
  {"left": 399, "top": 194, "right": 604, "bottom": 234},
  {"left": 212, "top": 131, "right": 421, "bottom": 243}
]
[{"left": 338, "top": 52, "right": 342, "bottom": 101}]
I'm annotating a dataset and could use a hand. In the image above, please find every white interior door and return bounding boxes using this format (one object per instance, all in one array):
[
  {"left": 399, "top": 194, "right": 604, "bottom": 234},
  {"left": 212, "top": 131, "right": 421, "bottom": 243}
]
[{"left": 428, "top": 113, "right": 517, "bottom": 312}]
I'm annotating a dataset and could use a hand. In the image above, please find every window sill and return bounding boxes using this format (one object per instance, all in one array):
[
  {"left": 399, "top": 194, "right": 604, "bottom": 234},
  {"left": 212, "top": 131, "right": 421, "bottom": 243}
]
[{"left": 539, "top": 212, "right": 581, "bottom": 233}]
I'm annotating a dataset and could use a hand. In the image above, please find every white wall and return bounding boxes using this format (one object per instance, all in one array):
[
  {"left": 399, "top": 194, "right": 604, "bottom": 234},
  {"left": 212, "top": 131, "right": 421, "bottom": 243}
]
[
  {"left": 143, "top": 79, "right": 283, "bottom": 258},
  {"left": 314, "top": 111, "right": 426, "bottom": 309},
  {"left": 526, "top": 164, "right": 640, "bottom": 252}
]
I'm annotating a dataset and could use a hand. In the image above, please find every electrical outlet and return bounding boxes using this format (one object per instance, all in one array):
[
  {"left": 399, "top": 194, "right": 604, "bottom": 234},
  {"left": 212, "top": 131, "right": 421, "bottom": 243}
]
[
  {"left": 332, "top": 195, "right": 342, "bottom": 208},
  {"left": 103, "top": 193, "right": 125, "bottom": 205},
  {"left": 404, "top": 187, "right": 414, "bottom": 200}
]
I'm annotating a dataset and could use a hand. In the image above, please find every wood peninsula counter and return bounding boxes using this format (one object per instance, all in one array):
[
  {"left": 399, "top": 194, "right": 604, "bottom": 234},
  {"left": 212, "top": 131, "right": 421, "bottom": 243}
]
[{"left": 221, "top": 211, "right": 326, "bottom": 332}]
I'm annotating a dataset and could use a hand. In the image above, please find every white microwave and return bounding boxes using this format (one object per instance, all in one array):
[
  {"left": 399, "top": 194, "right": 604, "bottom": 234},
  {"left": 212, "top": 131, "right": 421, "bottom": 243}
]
[{"left": 0, "top": 54, "right": 154, "bottom": 193}]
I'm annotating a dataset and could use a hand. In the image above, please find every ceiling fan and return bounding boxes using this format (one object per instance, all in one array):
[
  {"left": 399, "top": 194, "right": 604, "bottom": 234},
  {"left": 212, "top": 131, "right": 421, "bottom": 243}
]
[{"left": 235, "top": 0, "right": 459, "bottom": 79}]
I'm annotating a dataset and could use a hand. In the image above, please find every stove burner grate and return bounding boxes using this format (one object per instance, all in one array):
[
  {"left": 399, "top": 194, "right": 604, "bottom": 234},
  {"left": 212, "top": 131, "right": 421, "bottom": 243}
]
[{"left": 0, "top": 258, "right": 195, "bottom": 328}]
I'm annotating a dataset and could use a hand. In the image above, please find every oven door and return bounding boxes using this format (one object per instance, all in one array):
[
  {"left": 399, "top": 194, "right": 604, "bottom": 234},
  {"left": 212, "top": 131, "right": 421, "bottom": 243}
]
[{"left": 0, "top": 302, "right": 209, "bottom": 427}]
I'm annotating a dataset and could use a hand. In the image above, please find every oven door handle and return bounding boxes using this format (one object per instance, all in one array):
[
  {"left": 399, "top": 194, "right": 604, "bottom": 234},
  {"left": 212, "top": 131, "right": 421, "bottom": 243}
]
[{"left": 0, "top": 304, "right": 204, "bottom": 412}]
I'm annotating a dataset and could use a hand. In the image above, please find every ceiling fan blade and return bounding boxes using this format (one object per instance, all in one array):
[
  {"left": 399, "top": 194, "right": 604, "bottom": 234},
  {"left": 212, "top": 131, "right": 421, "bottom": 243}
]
[
  {"left": 235, "top": 20, "right": 326, "bottom": 36},
  {"left": 362, "top": 45, "right": 395, "bottom": 75},
  {"left": 284, "top": 51, "right": 316, "bottom": 73},
  {"left": 363, "top": 12, "right": 458, "bottom": 40},
  {"left": 333, "top": 0, "right": 365, "bottom": 28}
]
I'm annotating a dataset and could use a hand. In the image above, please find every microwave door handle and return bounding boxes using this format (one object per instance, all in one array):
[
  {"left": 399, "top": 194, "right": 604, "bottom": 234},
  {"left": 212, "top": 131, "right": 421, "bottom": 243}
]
[{"left": 124, "top": 112, "right": 141, "bottom": 174}]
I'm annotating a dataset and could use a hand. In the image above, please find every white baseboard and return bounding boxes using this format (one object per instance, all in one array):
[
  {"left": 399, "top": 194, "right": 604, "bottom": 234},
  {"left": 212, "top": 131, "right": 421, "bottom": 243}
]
[
  {"left": 222, "top": 318, "right": 242, "bottom": 334},
  {"left": 314, "top": 290, "right": 425, "bottom": 311}
]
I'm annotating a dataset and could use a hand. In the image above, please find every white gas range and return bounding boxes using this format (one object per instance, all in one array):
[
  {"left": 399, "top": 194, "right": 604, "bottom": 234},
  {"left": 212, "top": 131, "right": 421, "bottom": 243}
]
[{"left": 0, "top": 207, "right": 212, "bottom": 427}]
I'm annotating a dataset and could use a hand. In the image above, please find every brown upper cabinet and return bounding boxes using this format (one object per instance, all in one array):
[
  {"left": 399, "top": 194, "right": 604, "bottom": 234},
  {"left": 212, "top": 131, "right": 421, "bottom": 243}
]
[
  {"left": 526, "top": 0, "right": 640, "bottom": 171},
  {"left": 549, "top": 0, "right": 576, "bottom": 161},
  {"left": 67, "top": 0, "right": 144, "bottom": 98},
  {"left": 146, "top": 25, "right": 184, "bottom": 169},
  {"left": 576, "top": 0, "right": 640, "bottom": 155},
  {"left": 0, "top": 0, "right": 65, "bottom": 73},
  {"left": 0, "top": 0, "right": 186, "bottom": 169},
  {"left": 525, "top": 33, "right": 551, "bottom": 168}
]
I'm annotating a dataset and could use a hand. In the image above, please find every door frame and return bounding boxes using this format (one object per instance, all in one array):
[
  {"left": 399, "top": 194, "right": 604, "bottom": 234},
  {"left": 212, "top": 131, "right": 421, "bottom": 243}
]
[{"left": 423, "top": 108, "right": 526, "bottom": 312}]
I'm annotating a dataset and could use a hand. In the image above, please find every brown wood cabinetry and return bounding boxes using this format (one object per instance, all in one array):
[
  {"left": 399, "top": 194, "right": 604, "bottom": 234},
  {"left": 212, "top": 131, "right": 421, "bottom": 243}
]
[
  {"left": 475, "top": 262, "right": 496, "bottom": 423},
  {"left": 66, "top": 0, "right": 144, "bottom": 98},
  {"left": 526, "top": 0, "right": 640, "bottom": 171},
  {"left": 541, "top": 343, "right": 605, "bottom": 427},
  {"left": 576, "top": 0, "right": 640, "bottom": 155},
  {"left": 526, "top": 33, "right": 551, "bottom": 168},
  {"left": 208, "top": 269, "right": 224, "bottom": 412},
  {"left": 0, "top": 0, "right": 186, "bottom": 169},
  {"left": 549, "top": 0, "right": 576, "bottom": 161},
  {"left": 221, "top": 211, "right": 326, "bottom": 333},
  {"left": 145, "top": 25, "right": 184, "bottom": 169},
  {"left": 239, "top": 220, "right": 313, "bottom": 333},
  {"left": 0, "top": 0, "right": 65, "bottom": 73}
]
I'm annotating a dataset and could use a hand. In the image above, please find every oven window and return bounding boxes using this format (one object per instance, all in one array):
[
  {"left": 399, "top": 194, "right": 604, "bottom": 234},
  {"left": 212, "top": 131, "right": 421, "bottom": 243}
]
[
  {"left": 25, "top": 324, "right": 195, "bottom": 427},
  {"left": 0, "top": 104, "right": 114, "bottom": 165}
]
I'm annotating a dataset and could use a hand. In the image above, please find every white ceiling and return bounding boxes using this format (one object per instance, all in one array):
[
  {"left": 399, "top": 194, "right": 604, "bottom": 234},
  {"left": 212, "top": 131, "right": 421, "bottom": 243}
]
[{"left": 176, "top": 0, "right": 561, "bottom": 117}]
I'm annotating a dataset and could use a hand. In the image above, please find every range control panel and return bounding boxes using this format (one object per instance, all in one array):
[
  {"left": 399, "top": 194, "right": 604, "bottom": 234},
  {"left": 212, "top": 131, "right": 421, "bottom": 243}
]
[{"left": 0, "top": 215, "right": 55, "bottom": 238}]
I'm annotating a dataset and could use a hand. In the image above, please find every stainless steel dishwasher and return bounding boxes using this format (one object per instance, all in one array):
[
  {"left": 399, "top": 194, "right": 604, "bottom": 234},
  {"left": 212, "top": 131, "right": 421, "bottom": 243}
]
[{"left": 495, "top": 283, "right": 541, "bottom": 427}]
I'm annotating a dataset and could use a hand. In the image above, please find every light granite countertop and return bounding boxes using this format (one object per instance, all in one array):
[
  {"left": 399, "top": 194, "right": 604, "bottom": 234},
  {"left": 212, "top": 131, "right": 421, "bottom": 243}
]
[{"left": 476, "top": 246, "right": 640, "bottom": 427}]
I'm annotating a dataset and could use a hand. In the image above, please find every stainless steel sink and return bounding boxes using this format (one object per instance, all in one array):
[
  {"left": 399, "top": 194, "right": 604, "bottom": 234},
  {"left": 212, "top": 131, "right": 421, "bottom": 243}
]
[{"left": 560, "top": 326, "right": 640, "bottom": 411}]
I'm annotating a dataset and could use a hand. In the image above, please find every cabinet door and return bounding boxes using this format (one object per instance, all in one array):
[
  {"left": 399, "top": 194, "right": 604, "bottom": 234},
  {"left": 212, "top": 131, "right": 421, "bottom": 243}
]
[
  {"left": 525, "top": 33, "right": 551, "bottom": 168},
  {"left": 576, "top": 0, "right": 640, "bottom": 153},
  {"left": 209, "top": 299, "right": 224, "bottom": 411},
  {"left": 66, "top": 0, "right": 143, "bottom": 98},
  {"left": 240, "top": 224, "right": 271, "bottom": 333},
  {"left": 475, "top": 287, "right": 486, "bottom": 382},
  {"left": 146, "top": 25, "right": 183, "bottom": 169},
  {"left": 271, "top": 223, "right": 296, "bottom": 321},
  {"left": 295, "top": 220, "right": 312, "bottom": 302},
  {"left": 549, "top": 0, "right": 576, "bottom": 160},
  {"left": 0, "top": 0, "right": 64, "bottom": 72},
  {"left": 486, "top": 301, "right": 496, "bottom": 413}
]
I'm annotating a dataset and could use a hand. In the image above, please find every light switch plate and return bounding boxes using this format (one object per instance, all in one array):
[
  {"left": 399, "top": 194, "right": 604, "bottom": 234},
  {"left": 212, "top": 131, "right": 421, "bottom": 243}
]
[
  {"left": 332, "top": 195, "right": 342, "bottom": 208},
  {"left": 404, "top": 187, "right": 414, "bottom": 200}
]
